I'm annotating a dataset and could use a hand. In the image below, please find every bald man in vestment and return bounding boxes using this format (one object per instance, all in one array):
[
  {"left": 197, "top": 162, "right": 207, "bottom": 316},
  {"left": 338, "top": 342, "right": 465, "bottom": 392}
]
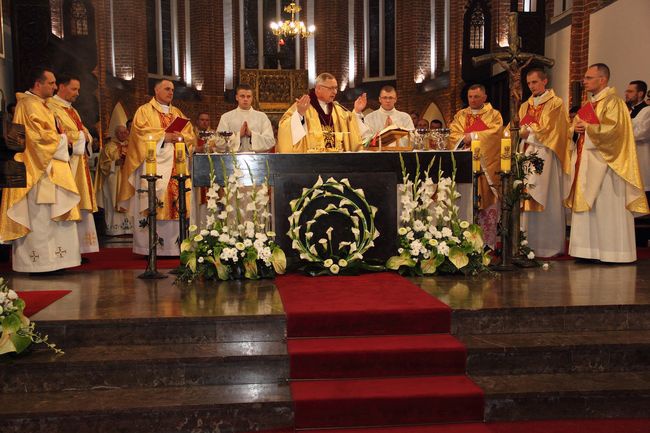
[
  {"left": 117, "top": 79, "right": 196, "bottom": 256},
  {"left": 567, "top": 63, "right": 649, "bottom": 263}
]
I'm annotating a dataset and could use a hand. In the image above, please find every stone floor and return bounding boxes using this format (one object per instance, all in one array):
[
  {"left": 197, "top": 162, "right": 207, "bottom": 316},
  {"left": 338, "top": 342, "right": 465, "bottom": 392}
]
[{"left": 1, "top": 248, "right": 649, "bottom": 432}]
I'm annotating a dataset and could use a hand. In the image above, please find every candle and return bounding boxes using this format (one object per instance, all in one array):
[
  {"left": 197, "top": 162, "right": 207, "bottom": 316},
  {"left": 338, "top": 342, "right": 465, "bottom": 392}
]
[
  {"left": 145, "top": 135, "right": 157, "bottom": 176},
  {"left": 470, "top": 133, "right": 481, "bottom": 173},
  {"left": 174, "top": 138, "right": 187, "bottom": 176},
  {"left": 500, "top": 130, "right": 512, "bottom": 173}
]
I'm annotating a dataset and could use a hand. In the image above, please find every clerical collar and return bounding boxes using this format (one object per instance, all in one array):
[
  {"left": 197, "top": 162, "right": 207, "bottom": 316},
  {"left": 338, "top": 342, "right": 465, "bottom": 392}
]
[
  {"left": 470, "top": 106, "right": 483, "bottom": 114},
  {"left": 53, "top": 94, "right": 72, "bottom": 108},
  {"left": 154, "top": 99, "right": 171, "bottom": 113},
  {"left": 25, "top": 90, "right": 45, "bottom": 102},
  {"left": 533, "top": 90, "right": 548, "bottom": 106},
  {"left": 379, "top": 107, "right": 396, "bottom": 116},
  {"left": 591, "top": 87, "right": 610, "bottom": 102}
]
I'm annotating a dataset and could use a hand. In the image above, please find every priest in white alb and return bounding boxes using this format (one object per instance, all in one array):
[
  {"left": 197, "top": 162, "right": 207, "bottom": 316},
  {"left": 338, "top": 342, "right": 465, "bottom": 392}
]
[
  {"left": 518, "top": 68, "right": 571, "bottom": 257},
  {"left": 567, "top": 63, "right": 649, "bottom": 263},
  {"left": 215, "top": 84, "right": 275, "bottom": 153},
  {"left": 363, "top": 85, "right": 415, "bottom": 147}
]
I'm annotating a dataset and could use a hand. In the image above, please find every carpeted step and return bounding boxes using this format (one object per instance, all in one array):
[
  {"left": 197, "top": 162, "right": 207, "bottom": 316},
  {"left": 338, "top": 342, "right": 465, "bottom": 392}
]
[
  {"left": 291, "top": 375, "right": 484, "bottom": 428},
  {"left": 276, "top": 273, "right": 452, "bottom": 337},
  {"left": 303, "top": 423, "right": 492, "bottom": 433},
  {"left": 289, "top": 334, "right": 467, "bottom": 379}
]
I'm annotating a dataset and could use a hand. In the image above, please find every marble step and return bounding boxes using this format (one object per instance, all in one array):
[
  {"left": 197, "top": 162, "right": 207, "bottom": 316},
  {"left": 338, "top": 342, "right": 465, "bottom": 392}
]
[
  {"left": 0, "top": 383, "right": 293, "bottom": 433},
  {"left": 1, "top": 341, "right": 289, "bottom": 393},
  {"left": 453, "top": 304, "right": 650, "bottom": 335},
  {"left": 462, "top": 330, "right": 650, "bottom": 375},
  {"left": 479, "top": 371, "right": 650, "bottom": 421},
  {"left": 36, "top": 314, "right": 286, "bottom": 347}
]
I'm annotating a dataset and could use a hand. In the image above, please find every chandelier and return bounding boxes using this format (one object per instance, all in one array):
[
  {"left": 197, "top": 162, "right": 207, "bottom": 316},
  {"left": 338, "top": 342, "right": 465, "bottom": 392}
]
[{"left": 270, "top": 2, "right": 315, "bottom": 39}]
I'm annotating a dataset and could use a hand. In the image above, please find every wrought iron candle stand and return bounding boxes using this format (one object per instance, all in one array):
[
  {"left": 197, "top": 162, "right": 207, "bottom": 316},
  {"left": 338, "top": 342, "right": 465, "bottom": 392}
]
[
  {"left": 169, "top": 173, "right": 191, "bottom": 275},
  {"left": 492, "top": 171, "right": 516, "bottom": 271},
  {"left": 472, "top": 170, "right": 483, "bottom": 225},
  {"left": 138, "top": 174, "right": 168, "bottom": 280}
]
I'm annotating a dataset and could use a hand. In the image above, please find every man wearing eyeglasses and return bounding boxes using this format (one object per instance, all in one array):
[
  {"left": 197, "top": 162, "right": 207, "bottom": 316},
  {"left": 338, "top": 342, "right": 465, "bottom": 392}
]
[
  {"left": 277, "top": 72, "right": 369, "bottom": 153},
  {"left": 364, "top": 85, "right": 415, "bottom": 147},
  {"left": 566, "top": 63, "right": 649, "bottom": 263}
]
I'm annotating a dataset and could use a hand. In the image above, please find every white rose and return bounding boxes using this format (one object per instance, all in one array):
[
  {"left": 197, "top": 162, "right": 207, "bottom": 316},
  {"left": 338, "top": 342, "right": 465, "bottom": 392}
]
[
  {"left": 200, "top": 229, "right": 210, "bottom": 236},
  {"left": 527, "top": 251, "right": 535, "bottom": 260},
  {"left": 210, "top": 230, "right": 219, "bottom": 237},
  {"left": 542, "top": 262, "right": 549, "bottom": 270},
  {"left": 198, "top": 257, "right": 204, "bottom": 263}
]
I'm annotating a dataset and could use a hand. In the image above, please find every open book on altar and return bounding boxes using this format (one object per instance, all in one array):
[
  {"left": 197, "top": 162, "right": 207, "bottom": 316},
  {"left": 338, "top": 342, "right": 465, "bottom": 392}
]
[{"left": 367, "top": 125, "right": 411, "bottom": 149}]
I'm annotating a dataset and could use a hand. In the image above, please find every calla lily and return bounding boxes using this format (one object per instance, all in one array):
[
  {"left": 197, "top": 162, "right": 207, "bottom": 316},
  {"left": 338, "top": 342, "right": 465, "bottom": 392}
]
[
  {"left": 244, "top": 259, "right": 259, "bottom": 279},
  {"left": 331, "top": 183, "right": 344, "bottom": 193},
  {"left": 340, "top": 178, "right": 351, "bottom": 187},
  {"left": 386, "top": 253, "right": 416, "bottom": 270},
  {"left": 314, "top": 176, "right": 324, "bottom": 187},
  {"left": 448, "top": 247, "right": 469, "bottom": 269},
  {"left": 354, "top": 188, "right": 365, "bottom": 198}
]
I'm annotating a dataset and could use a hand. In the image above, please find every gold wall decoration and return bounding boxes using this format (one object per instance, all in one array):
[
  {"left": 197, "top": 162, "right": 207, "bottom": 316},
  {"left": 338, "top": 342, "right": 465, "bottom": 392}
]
[{"left": 240, "top": 69, "right": 308, "bottom": 113}]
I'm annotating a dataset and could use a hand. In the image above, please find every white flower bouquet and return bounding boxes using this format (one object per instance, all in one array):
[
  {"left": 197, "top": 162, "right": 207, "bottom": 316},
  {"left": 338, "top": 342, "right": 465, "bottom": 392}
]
[
  {"left": 179, "top": 158, "right": 286, "bottom": 281},
  {"left": 386, "top": 154, "right": 491, "bottom": 276},
  {"left": 0, "top": 277, "right": 62, "bottom": 356}
]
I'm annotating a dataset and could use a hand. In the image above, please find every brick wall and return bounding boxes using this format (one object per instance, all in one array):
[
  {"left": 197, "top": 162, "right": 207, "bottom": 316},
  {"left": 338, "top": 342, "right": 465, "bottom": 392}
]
[{"left": 92, "top": 0, "right": 606, "bottom": 135}]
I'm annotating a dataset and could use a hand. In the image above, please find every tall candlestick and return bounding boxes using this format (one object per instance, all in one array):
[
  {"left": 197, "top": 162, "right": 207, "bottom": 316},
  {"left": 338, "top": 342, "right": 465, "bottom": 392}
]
[
  {"left": 145, "top": 135, "right": 157, "bottom": 176},
  {"left": 174, "top": 139, "right": 187, "bottom": 175},
  {"left": 501, "top": 130, "right": 512, "bottom": 173},
  {"left": 470, "top": 133, "right": 481, "bottom": 173}
]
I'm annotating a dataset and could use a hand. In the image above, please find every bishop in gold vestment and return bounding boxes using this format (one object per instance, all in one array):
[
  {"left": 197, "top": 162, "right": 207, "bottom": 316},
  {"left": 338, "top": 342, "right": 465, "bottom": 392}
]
[
  {"left": 0, "top": 69, "right": 81, "bottom": 272},
  {"left": 48, "top": 76, "right": 99, "bottom": 254},
  {"left": 567, "top": 64, "right": 649, "bottom": 263},
  {"left": 277, "top": 72, "right": 368, "bottom": 153},
  {"left": 117, "top": 80, "right": 196, "bottom": 256}
]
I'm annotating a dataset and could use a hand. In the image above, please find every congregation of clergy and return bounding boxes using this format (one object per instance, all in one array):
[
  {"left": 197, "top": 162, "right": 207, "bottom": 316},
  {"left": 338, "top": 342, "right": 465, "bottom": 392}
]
[{"left": 1, "top": 63, "right": 649, "bottom": 274}]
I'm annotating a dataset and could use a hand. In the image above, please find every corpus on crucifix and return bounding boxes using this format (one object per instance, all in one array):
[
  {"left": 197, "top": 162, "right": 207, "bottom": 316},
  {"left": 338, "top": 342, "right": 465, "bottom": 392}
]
[{"left": 472, "top": 12, "right": 554, "bottom": 268}]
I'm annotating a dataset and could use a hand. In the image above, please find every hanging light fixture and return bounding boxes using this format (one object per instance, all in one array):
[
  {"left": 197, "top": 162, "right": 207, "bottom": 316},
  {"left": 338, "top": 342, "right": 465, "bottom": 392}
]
[{"left": 270, "top": 2, "right": 316, "bottom": 39}]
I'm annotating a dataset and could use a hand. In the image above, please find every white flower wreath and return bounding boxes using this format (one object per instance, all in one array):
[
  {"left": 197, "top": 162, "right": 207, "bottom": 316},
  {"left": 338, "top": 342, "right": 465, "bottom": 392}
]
[{"left": 287, "top": 176, "right": 380, "bottom": 274}]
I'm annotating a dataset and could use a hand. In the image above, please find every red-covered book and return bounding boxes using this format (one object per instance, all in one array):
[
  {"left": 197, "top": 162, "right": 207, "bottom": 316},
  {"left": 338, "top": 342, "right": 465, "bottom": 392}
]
[
  {"left": 165, "top": 117, "right": 190, "bottom": 133},
  {"left": 577, "top": 102, "right": 600, "bottom": 124}
]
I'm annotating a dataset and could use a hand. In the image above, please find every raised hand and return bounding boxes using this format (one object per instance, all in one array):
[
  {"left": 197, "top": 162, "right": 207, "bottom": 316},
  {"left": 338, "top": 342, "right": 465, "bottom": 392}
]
[
  {"left": 354, "top": 93, "right": 367, "bottom": 113},
  {"left": 295, "top": 94, "right": 311, "bottom": 116}
]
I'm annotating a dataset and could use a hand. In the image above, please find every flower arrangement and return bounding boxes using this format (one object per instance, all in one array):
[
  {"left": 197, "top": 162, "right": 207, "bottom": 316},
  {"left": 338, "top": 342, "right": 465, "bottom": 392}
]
[
  {"left": 386, "top": 154, "right": 491, "bottom": 276},
  {"left": 0, "top": 278, "right": 62, "bottom": 356},
  {"left": 178, "top": 158, "right": 286, "bottom": 281},
  {"left": 287, "top": 176, "right": 382, "bottom": 275}
]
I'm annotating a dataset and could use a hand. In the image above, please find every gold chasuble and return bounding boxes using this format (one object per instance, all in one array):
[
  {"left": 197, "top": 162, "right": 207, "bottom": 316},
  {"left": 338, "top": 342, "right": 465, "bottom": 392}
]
[
  {"left": 47, "top": 97, "right": 98, "bottom": 214},
  {"left": 277, "top": 93, "right": 363, "bottom": 153},
  {"left": 448, "top": 103, "right": 503, "bottom": 209},
  {"left": 566, "top": 87, "right": 649, "bottom": 214},
  {"left": 118, "top": 98, "right": 195, "bottom": 220},
  {"left": 0, "top": 92, "right": 80, "bottom": 241},
  {"left": 516, "top": 90, "right": 571, "bottom": 211}
]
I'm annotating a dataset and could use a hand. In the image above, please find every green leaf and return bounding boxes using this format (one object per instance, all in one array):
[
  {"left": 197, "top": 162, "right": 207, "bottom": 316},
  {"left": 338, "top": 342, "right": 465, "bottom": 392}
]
[
  {"left": 10, "top": 333, "right": 32, "bottom": 354},
  {"left": 2, "top": 314, "right": 22, "bottom": 333},
  {"left": 386, "top": 254, "right": 416, "bottom": 270},
  {"left": 448, "top": 247, "right": 469, "bottom": 270}
]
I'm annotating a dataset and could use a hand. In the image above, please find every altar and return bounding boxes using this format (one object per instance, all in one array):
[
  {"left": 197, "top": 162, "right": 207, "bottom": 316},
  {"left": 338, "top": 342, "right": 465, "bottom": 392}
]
[{"left": 192, "top": 151, "right": 473, "bottom": 259}]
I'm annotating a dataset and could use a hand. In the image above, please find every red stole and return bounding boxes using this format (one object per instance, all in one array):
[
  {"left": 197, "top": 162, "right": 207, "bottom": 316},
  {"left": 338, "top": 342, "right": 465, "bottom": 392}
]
[{"left": 464, "top": 114, "right": 489, "bottom": 133}]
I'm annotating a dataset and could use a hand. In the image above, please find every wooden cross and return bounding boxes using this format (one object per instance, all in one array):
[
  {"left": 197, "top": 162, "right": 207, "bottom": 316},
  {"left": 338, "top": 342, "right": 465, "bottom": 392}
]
[
  {"left": 472, "top": 12, "right": 554, "bottom": 129},
  {"left": 471, "top": 11, "right": 555, "bottom": 266}
]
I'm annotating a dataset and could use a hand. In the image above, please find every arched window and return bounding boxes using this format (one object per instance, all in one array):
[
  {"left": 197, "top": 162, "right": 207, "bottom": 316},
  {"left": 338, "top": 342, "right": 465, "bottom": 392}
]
[
  {"left": 70, "top": 0, "right": 89, "bottom": 37},
  {"left": 469, "top": 6, "right": 485, "bottom": 49}
]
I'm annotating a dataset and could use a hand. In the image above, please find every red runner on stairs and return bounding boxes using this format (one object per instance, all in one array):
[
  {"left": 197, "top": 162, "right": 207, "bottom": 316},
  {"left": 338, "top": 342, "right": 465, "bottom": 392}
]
[
  {"left": 16, "top": 290, "right": 71, "bottom": 317},
  {"left": 275, "top": 273, "right": 484, "bottom": 430}
]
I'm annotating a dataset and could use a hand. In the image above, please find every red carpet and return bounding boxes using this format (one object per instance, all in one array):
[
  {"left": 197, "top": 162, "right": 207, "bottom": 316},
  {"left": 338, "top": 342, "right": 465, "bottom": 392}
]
[
  {"left": 16, "top": 290, "right": 71, "bottom": 317},
  {"left": 275, "top": 273, "right": 484, "bottom": 430},
  {"left": 0, "top": 247, "right": 180, "bottom": 272},
  {"left": 276, "top": 273, "right": 452, "bottom": 337}
]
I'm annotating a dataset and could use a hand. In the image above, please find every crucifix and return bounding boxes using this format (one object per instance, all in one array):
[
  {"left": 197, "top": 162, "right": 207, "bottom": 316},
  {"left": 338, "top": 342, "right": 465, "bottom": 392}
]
[{"left": 472, "top": 12, "right": 554, "bottom": 268}]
